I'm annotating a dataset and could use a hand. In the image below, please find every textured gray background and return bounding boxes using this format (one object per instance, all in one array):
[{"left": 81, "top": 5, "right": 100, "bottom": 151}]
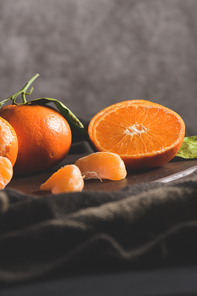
[{"left": 0, "top": 0, "right": 196, "bottom": 136}]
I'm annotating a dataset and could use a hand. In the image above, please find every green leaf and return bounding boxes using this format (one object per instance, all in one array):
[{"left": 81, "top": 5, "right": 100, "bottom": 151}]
[
  {"left": 176, "top": 136, "right": 197, "bottom": 159},
  {"left": 27, "top": 97, "right": 88, "bottom": 137},
  {"left": 0, "top": 74, "right": 88, "bottom": 138}
]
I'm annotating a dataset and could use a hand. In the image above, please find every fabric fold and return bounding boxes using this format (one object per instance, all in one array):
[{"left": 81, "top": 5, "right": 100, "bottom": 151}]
[{"left": 0, "top": 169, "right": 197, "bottom": 287}]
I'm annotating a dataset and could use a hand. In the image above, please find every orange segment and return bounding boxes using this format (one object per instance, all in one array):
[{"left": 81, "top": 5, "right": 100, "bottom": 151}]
[
  {"left": 75, "top": 152, "right": 127, "bottom": 181},
  {"left": 88, "top": 100, "right": 185, "bottom": 169},
  {"left": 40, "top": 164, "right": 84, "bottom": 194},
  {"left": 0, "top": 156, "right": 13, "bottom": 189},
  {"left": 0, "top": 117, "right": 18, "bottom": 166}
]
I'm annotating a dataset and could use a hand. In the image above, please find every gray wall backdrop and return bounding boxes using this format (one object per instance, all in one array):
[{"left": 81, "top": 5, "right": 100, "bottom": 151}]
[{"left": 0, "top": 0, "right": 196, "bottom": 136}]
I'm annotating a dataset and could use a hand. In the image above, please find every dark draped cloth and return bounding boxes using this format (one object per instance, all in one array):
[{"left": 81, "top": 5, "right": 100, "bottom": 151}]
[{"left": 0, "top": 121, "right": 197, "bottom": 289}]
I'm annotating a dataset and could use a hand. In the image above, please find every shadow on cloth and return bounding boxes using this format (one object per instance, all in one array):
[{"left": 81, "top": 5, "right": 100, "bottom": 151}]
[{"left": 0, "top": 121, "right": 197, "bottom": 289}]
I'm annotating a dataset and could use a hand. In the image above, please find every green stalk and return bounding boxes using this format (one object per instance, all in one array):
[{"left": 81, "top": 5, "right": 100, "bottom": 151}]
[
  {"left": 0, "top": 73, "right": 39, "bottom": 106},
  {"left": 0, "top": 74, "right": 88, "bottom": 137}
]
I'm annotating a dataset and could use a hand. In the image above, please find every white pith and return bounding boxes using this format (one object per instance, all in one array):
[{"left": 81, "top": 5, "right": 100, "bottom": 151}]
[{"left": 124, "top": 124, "right": 148, "bottom": 137}]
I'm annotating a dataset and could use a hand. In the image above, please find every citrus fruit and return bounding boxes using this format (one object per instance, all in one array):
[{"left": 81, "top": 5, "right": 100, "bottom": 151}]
[
  {"left": 88, "top": 100, "right": 185, "bottom": 169},
  {"left": 75, "top": 152, "right": 127, "bottom": 181},
  {"left": 0, "top": 156, "right": 13, "bottom": 189},
  {"left": 40, "top": 164, "right": 84, "bottom": 194},
  {"left": 0, "top": 104, "right": 72, "bottom": 175},
  {"left": 0, "top": 117, "right": 18, "bottom": 166}
]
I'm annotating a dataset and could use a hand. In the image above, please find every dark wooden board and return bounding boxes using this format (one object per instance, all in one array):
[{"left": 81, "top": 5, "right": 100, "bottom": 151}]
[{"left": 6, "top": 154, "right": 197, "bottom": 196}]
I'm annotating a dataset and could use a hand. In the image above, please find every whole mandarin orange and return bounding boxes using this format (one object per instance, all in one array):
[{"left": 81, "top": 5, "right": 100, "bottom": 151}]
[{"left": 0, "top": 104, "right": 72, "bottom": 175}]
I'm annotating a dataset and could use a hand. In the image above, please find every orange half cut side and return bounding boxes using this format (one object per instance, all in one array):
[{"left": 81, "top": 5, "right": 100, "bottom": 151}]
[{"left": 88, "top": 100, "right": 185, "bottom": 169}]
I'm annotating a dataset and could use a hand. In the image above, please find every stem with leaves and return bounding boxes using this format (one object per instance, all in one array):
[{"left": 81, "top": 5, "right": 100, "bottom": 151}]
[{"left": 0, "top": 74, "right": 88, "bottom": 137}]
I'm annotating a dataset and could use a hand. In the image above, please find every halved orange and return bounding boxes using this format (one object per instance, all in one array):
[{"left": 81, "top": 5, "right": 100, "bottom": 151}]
[
  {"left": 75, "top": 152, "right": 127, "bottom": 181},
  {"left": 88, "top": 100, "right": 185, "bottom": 169}
]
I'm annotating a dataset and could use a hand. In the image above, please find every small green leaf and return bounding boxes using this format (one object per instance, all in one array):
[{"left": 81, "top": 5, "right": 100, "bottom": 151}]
[
  {"left": 176, "top": 136, "right": 197, "bottom": 159},
  {"left": 27, "top": 97, "right": 88, "bottom": 137}
]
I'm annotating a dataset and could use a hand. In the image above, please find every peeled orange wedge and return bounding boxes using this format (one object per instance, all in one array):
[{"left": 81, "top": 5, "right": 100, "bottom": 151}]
[
  {"left": 0, "top": 117, "right": 18, "bottom": 166},
  {"left": 75, "top": 152, "right": 127, "bottom": 181},
  {"left": 0, "top": 156, "right": 13, "bottom": 189},
  {"left": 40, "top": 164, "right": 84, "bottom": 194},
  {"left": 88, "top": 100, "right": 185, "bottom": 169}
]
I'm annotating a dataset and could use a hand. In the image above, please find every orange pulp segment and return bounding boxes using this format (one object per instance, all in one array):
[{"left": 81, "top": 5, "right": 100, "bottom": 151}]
[
  {"left": 88, "top": 100, "right": 185, "bottom": 169},
  {"left": 0, "top": 156, "right": 13, "bottom": 189},
  {"left": 75, "top": 152, "right": 127, "bottom": 181},
  {"left": 40, "top": 164, "right": 84, "bottom": 194},
  {"left": 0, "top": 117, "right": 18, "bottom": 166}
]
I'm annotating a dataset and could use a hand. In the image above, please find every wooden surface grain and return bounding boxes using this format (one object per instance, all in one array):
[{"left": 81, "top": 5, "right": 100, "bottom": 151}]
[{"left": 6, "top": 154, "right": 197, "bottom": 196}]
